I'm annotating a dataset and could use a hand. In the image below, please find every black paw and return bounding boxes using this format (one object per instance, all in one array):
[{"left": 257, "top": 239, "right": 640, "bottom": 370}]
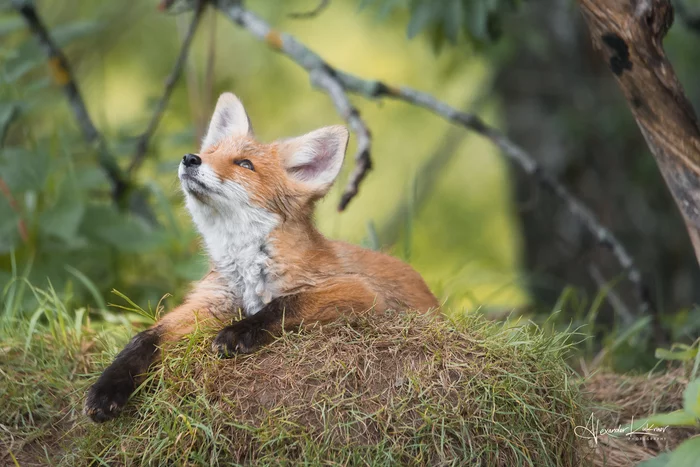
[
  {"left": 212, "top": 320, "right": 267, "bottom": 358},
  {"left": 84, "top": 371, "right": 134, "bottom": 423}
]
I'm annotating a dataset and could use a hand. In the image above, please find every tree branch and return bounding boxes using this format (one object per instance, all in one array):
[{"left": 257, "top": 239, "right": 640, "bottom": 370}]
[
  {"left": 310, "top": 70, "right": 372, "bottom": 211},
  {"left": 212, "top": 0, "right": 374, "bottom": 210},
  {"left": 12, "top": 0, "right": 130, "bottom": 202},
  {"left": 128, "top": 1, "right": 205, "bottom": 176},
  {"left": 211, "top": 0, "right": 652, "bottom": 315}
]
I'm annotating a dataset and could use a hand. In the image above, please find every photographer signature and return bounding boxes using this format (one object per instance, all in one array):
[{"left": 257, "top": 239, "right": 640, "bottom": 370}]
[{"left": 574, "top": 414, "right": 669, "bottom": 445}]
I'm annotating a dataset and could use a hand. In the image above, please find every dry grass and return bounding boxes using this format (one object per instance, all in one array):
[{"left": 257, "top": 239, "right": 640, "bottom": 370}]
[
  {"left": 2, "top": 309, "right": 586, "bottom": 466},
  {"left": 582, "top": 369, "right": 698, "bottom": 467}
]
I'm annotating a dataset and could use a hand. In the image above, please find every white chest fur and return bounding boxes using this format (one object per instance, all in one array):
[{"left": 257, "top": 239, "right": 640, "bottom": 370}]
[
  {"left": 185, "top": 195, "right": 279, "bottom": 316},
  {"left": 214, "top": 238, "right": 275, "bottom": 316}
]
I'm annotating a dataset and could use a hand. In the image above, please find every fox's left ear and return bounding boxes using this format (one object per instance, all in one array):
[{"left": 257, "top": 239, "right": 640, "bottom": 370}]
[
  {"left": 280, "top": 125, "right": 349, "bottom": 196},
  {"left": 201, "top": 92, "right": 252, "bottom": 151}
]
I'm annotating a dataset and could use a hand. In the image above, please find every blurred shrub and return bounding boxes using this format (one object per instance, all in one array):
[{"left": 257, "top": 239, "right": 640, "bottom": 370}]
[{"left": 0, "top": 13, "right": 207, "bottom": 313}]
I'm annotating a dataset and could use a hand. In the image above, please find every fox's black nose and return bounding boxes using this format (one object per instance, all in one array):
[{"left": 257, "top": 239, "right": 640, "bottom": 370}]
[{"left": 182, "top": 153, "right": 201, "bottom": 167}]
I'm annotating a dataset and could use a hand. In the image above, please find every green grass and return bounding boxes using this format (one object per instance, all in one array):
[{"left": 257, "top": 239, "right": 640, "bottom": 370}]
[{"left": 1, "top": 284, "right": 587, "bottom": 466}]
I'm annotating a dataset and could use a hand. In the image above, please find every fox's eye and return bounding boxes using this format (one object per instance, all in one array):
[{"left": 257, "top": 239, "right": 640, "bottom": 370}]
[{"left": 235, "top": 159, "right": 254, "bottom": 171}]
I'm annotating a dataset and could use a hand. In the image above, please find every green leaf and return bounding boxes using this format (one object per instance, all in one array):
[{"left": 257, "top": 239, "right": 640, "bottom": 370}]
[
  {"left": 1, "top": 41, "right": 44, "bottom": 83},
  {"left": 73, "top": 167, "right": 109, "bottom": 190},
  {"left": 631, "top": 410, "right": 698, "bottom": 430},
  {"left": 3, "top": 54, "right": 44, "bottom": 84},
  {"left": 683, "top": 380, "right": 700, "bottom": 418},
  {"left": 666, "top": 437, "right": 700, "bottom": 467},
  {"left": 464, "top": 0, "right": 488, "bottom": 40},
  {"left": 39, "top": 187, "right": 86, "bottom": 244},
  {"left": 486, "top": 11, "right": 502, "bottom": 41},
  {"left": 100, "top": 217, "right": 164, "bottom": 252},
  {"left": 407, "top": 1, "right": 436, "bottom": 39},
  {"left": 0, "top": 146, "right": 50, "bottom": 192},
  {"left": 80, "top": 205, "right": 164, "bottom": 253},
  {"left": 427, "top": 25, "right": 447, "bottom": 53},
  {"left": 363, "top": 0, "right": 404, "bottom": 20},
  {"left": 656, "top": 346, "right": 698, "bottom": 362},
  {"left": 361, "top": 0, "right": 516, "bottom": 48},
  {"left": 51, "top": 21, "right": 101, "bottom": 47},
  {"left": 636, "top": 452, "right": 671, "bottom": 467},
  {"left": 0, "top": 17, "right": 24, "bottom": 37},
  {"left": 0, "top": 102, "right": 18, "bottom": 145},
  {"left": 0, "top": 199, "right": 20, "bottom": 254},
  {"left": 24, "top": 76, "right": 51, "bottom": 93},
  {"left": 442, "top": 0, "right": 463, "bottom": 43}
]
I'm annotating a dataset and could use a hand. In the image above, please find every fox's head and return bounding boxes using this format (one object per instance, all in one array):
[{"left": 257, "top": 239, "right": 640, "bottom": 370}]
[{"left": 179, "top": 93, "right": 349, "bottom": 258}]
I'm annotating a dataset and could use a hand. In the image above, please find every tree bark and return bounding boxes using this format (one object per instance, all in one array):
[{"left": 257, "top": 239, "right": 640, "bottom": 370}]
[{"left": 578, "top": 0, "right": 700, "bottom": 267}]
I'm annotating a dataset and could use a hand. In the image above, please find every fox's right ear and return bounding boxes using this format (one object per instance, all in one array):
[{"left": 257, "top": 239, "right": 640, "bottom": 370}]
[
  {"left": 201, "top": 93, "right": 252, "bottom": 151},
  {"left": 279, "top": 125, "right": 349, "bottom": 197}
]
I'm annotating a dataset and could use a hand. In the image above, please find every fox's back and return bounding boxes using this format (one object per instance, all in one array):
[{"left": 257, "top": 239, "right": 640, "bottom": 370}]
[{"left": 330, "top": 241, "right": 439, "bottom": 312}]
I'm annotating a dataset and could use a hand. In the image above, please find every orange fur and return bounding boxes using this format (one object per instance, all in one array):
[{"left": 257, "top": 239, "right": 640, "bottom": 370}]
[
  {"left": 156, "top": 272, "right": 238, "bottom": 341},
  {"left": 156, "top": 132, "right": 439, "bottom": 339},
  {"left": 84, "top": 94, "right": 440, "bottom": 422}
]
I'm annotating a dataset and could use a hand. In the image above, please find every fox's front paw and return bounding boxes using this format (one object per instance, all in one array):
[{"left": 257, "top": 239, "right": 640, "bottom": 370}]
[
  {"left": 212, "top": 320, "right": 266, "bottom": 357},
  {"left": 84, "top": 372, "right": 134, "bottom": 423}
]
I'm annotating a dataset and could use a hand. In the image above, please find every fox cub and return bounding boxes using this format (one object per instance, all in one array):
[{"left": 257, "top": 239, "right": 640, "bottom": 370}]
[{"left": 84, "top": 93, "right": 439, "bottom": 422}]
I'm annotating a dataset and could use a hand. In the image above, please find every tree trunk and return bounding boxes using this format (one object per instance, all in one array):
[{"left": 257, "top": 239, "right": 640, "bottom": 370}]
[
  {"left": 578, "top": 0, "right": 700, "bottom": 267},
  {"left": 495, "top": 0, "right": 699, "bottom": 318}
]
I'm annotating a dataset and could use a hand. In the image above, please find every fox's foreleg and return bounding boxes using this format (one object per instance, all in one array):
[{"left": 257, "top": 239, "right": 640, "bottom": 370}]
[
  {"left": 212, "top": 277, "right": 383, "bottom": 357},
  {"left": 84, "top": 273, "right": 238, "bottom": 422}
]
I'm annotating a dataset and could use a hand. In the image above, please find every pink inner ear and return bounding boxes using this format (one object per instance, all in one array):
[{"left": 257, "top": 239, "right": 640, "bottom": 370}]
[{"left": 289, "top": 136, "right": 339, "bottom": 182}]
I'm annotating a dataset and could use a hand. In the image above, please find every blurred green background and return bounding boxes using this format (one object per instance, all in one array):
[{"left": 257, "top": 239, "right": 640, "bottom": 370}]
[{"left": 3, "top": 0, "right": 700, "bottom": 370}]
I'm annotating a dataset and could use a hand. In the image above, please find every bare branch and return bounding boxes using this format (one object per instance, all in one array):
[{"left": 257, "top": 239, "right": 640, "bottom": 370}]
[
  {"left": 288, "top": 0, "right": 330, "bottom": 19},
  {"left": 12, "top": 0, "right": 129, "bottom": 201},
  {"left": 215, "top": 0, "right": 372, "bottom": 208},
  {"left": 213, "top": 0, "right": 652, "bottom": 315},
  {"left": 217, "top": 2, "right": 373, "bottom": 208},
  {"left": 310, "top": 70, "right": 372, "bottom": 211},
  {"left": 128, "top": 1, "right": 205, "bottom": 176}
]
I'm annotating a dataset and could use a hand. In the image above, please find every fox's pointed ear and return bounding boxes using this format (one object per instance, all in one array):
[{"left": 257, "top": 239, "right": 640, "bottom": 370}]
[
  {"left": 280, "top": 125, "right": 349, "bottom": 196},
  {"left": 201, "top": 93, "right": 252, "bottom": 151}
]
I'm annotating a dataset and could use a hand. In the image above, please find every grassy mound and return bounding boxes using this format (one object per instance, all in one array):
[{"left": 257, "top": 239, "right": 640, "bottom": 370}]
[{"left": 1, "top": 310, "right": 585, "bottom": 465}]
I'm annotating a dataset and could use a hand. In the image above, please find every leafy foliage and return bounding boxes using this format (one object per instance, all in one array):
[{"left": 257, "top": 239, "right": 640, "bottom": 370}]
[
  {"left": 359, "top": 0, "right": 520, "bottom": 50},
  {"left": 0, "top": 133, "right": 196, "bottom": 309},
  {"left": 0, "top": 12, "right": 204, "bottom": 312}
]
